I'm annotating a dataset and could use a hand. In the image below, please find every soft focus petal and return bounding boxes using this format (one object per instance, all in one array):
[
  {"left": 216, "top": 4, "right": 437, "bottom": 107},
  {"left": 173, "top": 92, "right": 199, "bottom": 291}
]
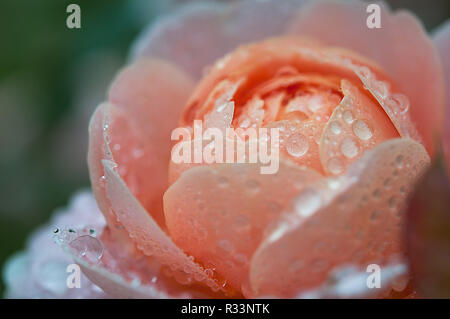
[
  {"left": 88, "top": 58, "right": 194, "bottom": 226},
  {"left": 433, "top": 20, "right": 450, "bottom": 169},
  {"left": 296, "top": 262, "right": 409, "bottom": 299},
  {"left": 102, "top": 159, "right": 226, "bottom": 294},
  {"left": 4, "top": 192, "right": 106, "bottom": 298},
  {"left": 164, "top": 161, "right": 321, "bottom": 293},
  {"left": 289, "top": 0, "right": 445, "bottom": 155},
  {"left": 131, "top": 0, "right": 308, "bottom": 79},
  {"left": 54, "top": 214, "right": 212, "bottom": 299},
  {"left": 406, "top": 157, "right": 450, "bottom": 298},
  {"left": 250, "top": 138, "right": 429, "bottom": 297}
]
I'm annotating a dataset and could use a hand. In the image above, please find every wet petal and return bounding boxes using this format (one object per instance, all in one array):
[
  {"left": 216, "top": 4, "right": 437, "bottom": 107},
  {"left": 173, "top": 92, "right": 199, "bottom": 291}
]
[
  {"left": 296, "top": 262, "right": 409, "bottom": 299},
  {"left": 88, "top": 58, "right": 194, "bottom": 226},
  {"left": 289, "top": 1, "right": 445, "bottom": 155},
  {"left": 131, "top": 0, "right": 307, "bottom": 79},
  {"left": 250, "top": 138, "right": 430, "bottom": 297},
  {"left": 55, "top": 227, "right": 172, "bottom": 299},
  {"left": 163, "top": 161, "right": 322, "bottom": 292},
  {"left": 320, "top": 80, "right": 399, "bottom": 175},
  {"left": 433, "top": 20, "right": 450, "bottom": 169},
  {"left": 102, "top": 159, "right": 225, "bottom": 293},
  {"left": 4, "top": 192, "right": 106, "bottom": 298}
]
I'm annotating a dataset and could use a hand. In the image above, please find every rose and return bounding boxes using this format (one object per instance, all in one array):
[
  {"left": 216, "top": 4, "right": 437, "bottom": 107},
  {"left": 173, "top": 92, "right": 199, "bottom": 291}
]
[{"left": 4, "top": 0, "right": 449, "bottom": 299}]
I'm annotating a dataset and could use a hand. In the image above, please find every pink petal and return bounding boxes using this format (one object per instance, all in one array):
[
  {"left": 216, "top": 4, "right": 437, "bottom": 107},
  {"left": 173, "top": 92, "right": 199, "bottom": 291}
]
[
  {"left": 296, "top": 262, "right": 409, "bottom": 299},
  {"left": 56, "top": 222, "right": 219, "bottom": 299},
  {"left": 320, "top": 79, "right": 398, "bottom": 175},
  {"left": 4, "top": 192, "right": 106, "bottom": 298},
  {"left": 249, "top": 138, "right": 430, "bottom": 297},
  {"left": 131, "top": 0, "right": 307, "bottom": 79},
  {"left": 289, "top": 1, "right": 445, "bottom": 155},
  {"left": 433, "top": 20, "right": 450, "bottom": 170},
  {"left": 88, "top": 58, "right": 194, "bottom": 227},
  {"left": 102, "top": 159, "right": 225, "bottom": 293},
  {"left": 163, "top": 161, "right": 322, "bottom": 293}
]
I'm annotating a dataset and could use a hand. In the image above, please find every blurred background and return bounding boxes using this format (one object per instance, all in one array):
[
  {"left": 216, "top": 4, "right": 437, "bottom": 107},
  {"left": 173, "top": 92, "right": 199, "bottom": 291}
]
[{"left": 0, "top": 0, "right": 448, "bottom": 296}]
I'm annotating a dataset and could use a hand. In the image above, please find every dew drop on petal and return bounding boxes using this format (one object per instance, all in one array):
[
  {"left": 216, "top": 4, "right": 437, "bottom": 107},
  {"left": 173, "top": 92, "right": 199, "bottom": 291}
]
[
  {"left": 69, "top": 235, "right": 103, "bottom": 263},
  {"left": 294, "top": 189, "right": 321, "bottom": 218},
  {"left": 329, "top": 121, "right": 342, "bottom": 135},
  {"left": 286, "top": 133, "right": 309, "bottom": 157},
  {"left": 343, "top": 110, "right": 354, "bottom": 124},
  {"left": 340, "top": 137, "right": 359, "bottom": 159},
  {"left": 395, "top": 155, "right": 404, "bottom": 169},
  {"left": 352, "top": 120, "right": 373, "bottom": 141},
  {"left": 327, "top": 157, "right": 344, "bottom": 175}
]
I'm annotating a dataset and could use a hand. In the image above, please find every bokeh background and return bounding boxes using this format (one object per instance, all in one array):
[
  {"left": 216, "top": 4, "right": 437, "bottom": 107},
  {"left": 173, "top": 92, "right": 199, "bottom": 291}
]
[{"left": 0, "top": 0, "right": 448, "bottom": 297}]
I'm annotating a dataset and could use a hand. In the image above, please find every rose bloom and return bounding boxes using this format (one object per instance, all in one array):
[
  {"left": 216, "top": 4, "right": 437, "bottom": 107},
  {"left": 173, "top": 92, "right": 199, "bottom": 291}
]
[{"left": 5, "top": 0, "right": 450, "bottom": 299}]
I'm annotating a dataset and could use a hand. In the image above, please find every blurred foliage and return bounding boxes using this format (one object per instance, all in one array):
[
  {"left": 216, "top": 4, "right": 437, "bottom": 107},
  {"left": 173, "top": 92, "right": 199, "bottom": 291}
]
[
  {"left": 0, "top": 0, "right": 168, "bottom": 295},
  {"left": 0, "top": 0, "right": 447, "bottom": 297}
]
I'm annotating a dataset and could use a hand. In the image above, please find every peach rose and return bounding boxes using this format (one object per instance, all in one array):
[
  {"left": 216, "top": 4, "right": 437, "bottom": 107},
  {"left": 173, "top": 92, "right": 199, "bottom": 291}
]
[{"left": 5, "top": 0, "right": 448, "bottom": 299}]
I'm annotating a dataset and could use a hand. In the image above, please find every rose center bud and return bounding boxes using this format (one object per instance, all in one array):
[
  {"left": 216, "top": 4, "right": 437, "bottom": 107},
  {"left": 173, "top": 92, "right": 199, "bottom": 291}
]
[{"left": 164, "top": 37, "right": 400, "bottom": 295}]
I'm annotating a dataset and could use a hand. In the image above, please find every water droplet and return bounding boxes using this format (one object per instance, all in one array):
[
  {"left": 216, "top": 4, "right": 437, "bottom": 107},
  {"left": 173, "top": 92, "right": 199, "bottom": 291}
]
[
  {"left": 69, "top": 235, "right": 103, "bottom": 263},
  {"left": 294, "top": 189, "right": 321, "bottom": 218},
  {"left": 340, "top": 137, "right": 359, "bottom": 159},
  {"left": 384, "top": 178, "right": 392, "bottom": 189},
  {"left": 357, "top": 66, "right": 372, "bottom": 80},
  {"left": 371, "top": 80, "right": 389, "bottom": 99},
  {"left": 329, "top": 121, "right": 342, "bottom": 135},
  {"left": 385, "top": 94, "right": 409, "bottom": 114},
  {"left": 352, "top": 120, "right": 373, "bottom": 141},
  {"left": 396, "top": 155, "right": 404, "bottom": 169},
  {"left": 204, "top": 269, "right": 214, "bottom": 277},
  {"left": 286, "top": 133, "right": 309, "bottom": 157},
  {"left": 328, "top": 157, "right": 344, "bottom": 175},
  {"left": 343, "top": 110, "right": 354, "bottom": 124},
  {"left": 388, "top": 196, "right": 397, "bottom": 209},
  {"left": 370, "top": 210, "right": 381, "bottom": 221}
]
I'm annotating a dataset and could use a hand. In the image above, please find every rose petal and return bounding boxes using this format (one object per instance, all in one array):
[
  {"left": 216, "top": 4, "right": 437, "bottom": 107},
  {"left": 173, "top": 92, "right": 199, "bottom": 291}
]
[
  {"left": 289, "top": 1, "right": 445, "bottom": 155},
  {"left": 88, "top": 58, "right": 194, "bottom": 226},
  {"left": 249, "top": 138, "right": 430, "bottom": 297},
  {"left": 56, "top": 228, "right": 171, "bottom": 299},
  {"left": 163, "top": 160, "right": 322, "bottom": 292},
  {"left": 4, "top": 192, "right": 107, "bottom": 298},
  {"left": 56, "top": 224, "right": 217, "bottom": 299},
  {"left": 433, "top": 20, "right": 450, "bottom": 170},
  {"left": 296, "top": 262, "right": 409, "bottom": 299},
  {"left": 102, "top": 159, "right": 225, "bottom": 293},
  {"left": 131, "top": 0, "right": 307, "bottom": 79},
  {"left": 320, "top": 79, "right": 399, "bottom": 175}
]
